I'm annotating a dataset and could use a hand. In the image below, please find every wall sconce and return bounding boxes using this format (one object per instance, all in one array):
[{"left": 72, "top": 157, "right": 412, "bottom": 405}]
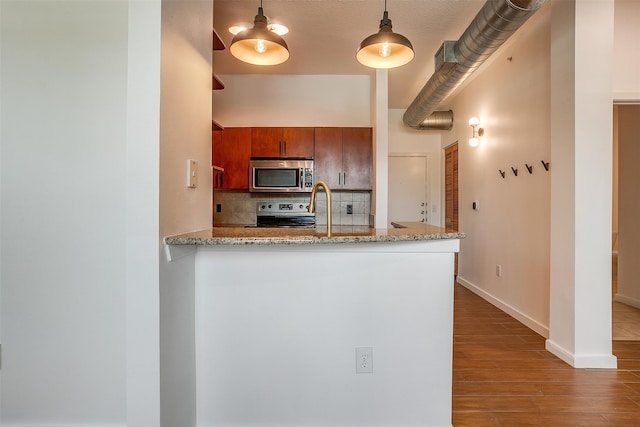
[{"left": 468, "top": 117, "right": 484, "bottom": 147}]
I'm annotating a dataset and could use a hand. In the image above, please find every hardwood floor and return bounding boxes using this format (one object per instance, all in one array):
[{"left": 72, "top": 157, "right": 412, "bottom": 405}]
[{"left": 452, "top": 283, "right": 640, "bottom": 426}]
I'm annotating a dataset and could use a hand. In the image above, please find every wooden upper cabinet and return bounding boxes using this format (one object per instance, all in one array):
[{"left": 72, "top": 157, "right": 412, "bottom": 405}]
[
  {"left": 251, "top": 127, "right": 314, "bottom": 158},
  {"left": 342, "top": 127, "right": 372, "bottom": 190},
  {"left": 314, "top": 127, "right": 372, "bottom": 190},
  {"left": 220, "top": 127, "right": 251, "bottom": 189},
  {"left": 314, "top": 128, "right": 343, "bottom": 188},
  {"left": 212, "top": 130, "right": 222, "bottom": 166},
  {"left": 251, "top": 128, "right": 282, "bottom": 157}
]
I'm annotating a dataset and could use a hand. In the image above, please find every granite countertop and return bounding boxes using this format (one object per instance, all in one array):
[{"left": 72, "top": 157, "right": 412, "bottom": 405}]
[{"left": 164, "top": 223, "right": 465, "bottom": 246}]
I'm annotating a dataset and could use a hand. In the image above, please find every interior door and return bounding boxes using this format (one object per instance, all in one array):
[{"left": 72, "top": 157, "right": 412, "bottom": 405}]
[
  {"left": 445, "top": 143, "right": 459, "bottom": 276},
  {"left": 388, "top": 154, "right": 428, "bottom": 226},
  {"left": 444, "top": 144, "right": 459, "bottom": 231}
]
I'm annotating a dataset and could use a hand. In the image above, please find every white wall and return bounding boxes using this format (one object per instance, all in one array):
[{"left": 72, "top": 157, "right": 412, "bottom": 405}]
[
  {"left": 613, "top": 0, "right": 640, "bottom": 307},
  {"left": 616, "top": 105, "right": 640, "bottom": 308},
  {"left": 388, "top": 109, "right": 442, "bottom": 227},
  {"left": 446, "top": 6, "right": 552, "bottom": 336},
  {"left": 613, "top": 0, "right": 640, "bottom": 101},
  {"left": 194, "top": 242, "right": 457, "bottom": 427},
  {"left": 1, "top": 1, "right": 128, "bottom": 423},
  {"left": 1, "top": 0, "right": 212, "bottom": 425},
  {"left": 159, "top": 0, "right": 213, "bottom": 426},
  {"left": 212, "top": 75, "right": 371, "bottom": 127},
  {"left": 126, "top": 1, "right": 162, "bottom": 425}
]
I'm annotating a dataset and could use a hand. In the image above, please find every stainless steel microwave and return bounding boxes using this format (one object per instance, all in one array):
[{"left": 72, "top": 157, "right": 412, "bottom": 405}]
[{"left": 249, "top": 157, "right": 314, "bottom": 193}]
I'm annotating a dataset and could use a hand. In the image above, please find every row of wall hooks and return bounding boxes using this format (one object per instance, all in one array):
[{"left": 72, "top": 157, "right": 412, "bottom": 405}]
[{"left": 499, "top": 160, "right": 550, "bottom": 179}]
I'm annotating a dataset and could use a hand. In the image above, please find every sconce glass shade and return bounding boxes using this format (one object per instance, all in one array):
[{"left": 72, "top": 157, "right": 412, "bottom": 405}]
[
  {"left": 469, "top": 117, "right": 482, "bottom": 147},
  {"left": 230, "top": 6, "right": 289, "bottom": 66},
  {"left": 356, "top": 11, "right": 414, "bottom": 69}
]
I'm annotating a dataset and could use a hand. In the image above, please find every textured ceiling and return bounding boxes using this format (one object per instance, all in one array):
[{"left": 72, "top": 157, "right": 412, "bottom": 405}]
[{"left": 213, "top": 0, "right": 486, "bottom": 109}]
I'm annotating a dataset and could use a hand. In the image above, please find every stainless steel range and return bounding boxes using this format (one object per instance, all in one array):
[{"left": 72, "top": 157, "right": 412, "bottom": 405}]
[{"left": 256, "top": 201, "right": 315, "bottom": 228}]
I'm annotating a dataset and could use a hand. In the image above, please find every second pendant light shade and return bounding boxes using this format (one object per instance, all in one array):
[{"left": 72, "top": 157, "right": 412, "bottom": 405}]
[
  {"left": 356, "top": 5, "right": 414, "bottom": 69},
  {"left": 230, "top": 4, "right": 289, "bottom": 66}
]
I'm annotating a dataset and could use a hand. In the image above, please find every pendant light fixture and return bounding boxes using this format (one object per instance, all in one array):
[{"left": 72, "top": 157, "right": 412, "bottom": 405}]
[
  {"left": 356, "top": 0, "right": 414, "bottom": 69},
  {"left": 229, "top": 1, "right": 289, "bottom": 66}
]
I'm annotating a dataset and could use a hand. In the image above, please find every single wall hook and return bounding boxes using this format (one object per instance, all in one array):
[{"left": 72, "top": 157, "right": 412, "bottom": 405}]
[
  {"left": 499, "top": 169, "right": 506, "bottom": 178},
  {"left": 526, "top": 164, "right": 533, "bottom": 174},
  {"left": 511, "top": 167, "right": 518, "bottom": 177},
  {"left": 541, "top": 160, "right": 550, "bottom": 171}
]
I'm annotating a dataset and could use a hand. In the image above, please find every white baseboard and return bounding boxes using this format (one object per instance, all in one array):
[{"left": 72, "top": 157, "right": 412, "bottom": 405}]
[
  {"left": 456, "top": 276, "right": 549, "bottom": 338},
  {"left": 614, "top": 292, "right": 640, "bottom": 309},
  {"left": 546, "top": 339, "right": 617, "bottom": 368}
]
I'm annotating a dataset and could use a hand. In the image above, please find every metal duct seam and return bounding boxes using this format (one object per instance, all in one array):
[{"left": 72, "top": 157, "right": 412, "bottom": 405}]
[{"left": 403, "top": 0, "right": 547, "bottom": 130}]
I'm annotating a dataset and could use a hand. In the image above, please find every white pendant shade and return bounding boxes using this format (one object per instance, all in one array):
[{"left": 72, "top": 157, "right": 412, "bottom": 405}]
[{"left": 230, "top": 6, "right": 289, "bottom": 66}]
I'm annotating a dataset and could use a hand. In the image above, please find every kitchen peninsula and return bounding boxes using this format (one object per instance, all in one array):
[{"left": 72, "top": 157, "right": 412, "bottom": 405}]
[{"left": 165, "top": 223, "right": 463, "bottom": 426}]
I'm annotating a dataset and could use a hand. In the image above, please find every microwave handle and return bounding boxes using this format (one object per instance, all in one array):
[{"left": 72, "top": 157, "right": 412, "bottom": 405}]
[{"left": 300, "top": 168, "right": 304, "bottom": 189}]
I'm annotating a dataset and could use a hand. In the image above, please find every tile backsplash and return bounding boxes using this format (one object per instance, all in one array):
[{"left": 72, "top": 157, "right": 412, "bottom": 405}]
[{"left": 213, "top": 190, "right": 371, "bottom": 227}]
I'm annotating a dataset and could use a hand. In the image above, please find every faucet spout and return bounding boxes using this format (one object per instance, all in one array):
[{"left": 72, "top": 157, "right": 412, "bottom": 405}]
[{"left": 308, "top": 181, "right": 332, "bottom": 237}]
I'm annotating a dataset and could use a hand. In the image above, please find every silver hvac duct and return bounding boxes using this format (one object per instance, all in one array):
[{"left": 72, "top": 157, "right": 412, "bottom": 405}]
[{"left": 403, "top": 0, "right": 547, "bottom": 129}]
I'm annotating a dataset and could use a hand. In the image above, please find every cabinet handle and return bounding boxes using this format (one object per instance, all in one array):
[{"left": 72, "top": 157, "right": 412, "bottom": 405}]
[
  {"left": 338, "top": 173, "right": 341, "bottom": 185},
  {"left": 283, "top": 140, "right": 287, "bottom": 155},
  {"left": 343, "top": 172, "right": 346, "bottom": 185}
]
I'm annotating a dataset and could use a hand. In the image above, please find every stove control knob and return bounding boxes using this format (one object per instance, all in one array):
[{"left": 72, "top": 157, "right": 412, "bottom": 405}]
[
  {"left": 268, "top": 204, "right": 272, "bottom": 209},
  {"left": 260, "top": 204, "right": 266, "bottom": 210},
  {"left": 299, "top": 204, "right": 304, "bottom": 209}
]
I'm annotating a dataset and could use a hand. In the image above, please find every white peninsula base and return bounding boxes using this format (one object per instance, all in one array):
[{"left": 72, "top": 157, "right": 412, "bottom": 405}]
[{"left": 193, "top": 238, "right": 459, "bottom": 426}]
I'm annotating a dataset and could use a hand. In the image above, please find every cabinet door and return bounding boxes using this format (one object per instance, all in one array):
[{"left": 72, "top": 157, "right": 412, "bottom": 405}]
[
  {"left": 342, "top": 127, "right": 372, "bottom": 190},
  {"left": 314, "top": 127, "right": 343, "bottom": 188},
  {"left": 221, "top": 127, "right": 251, "bottom": 189},
  {"left": 212, "top": 130, "right": 222, "bottom": 166},
  {"left": 282, "top": 127, "right": 314, "bottom": 157},
  {"left": 251, "top": 127, "right": 282, "bottom": 157}
]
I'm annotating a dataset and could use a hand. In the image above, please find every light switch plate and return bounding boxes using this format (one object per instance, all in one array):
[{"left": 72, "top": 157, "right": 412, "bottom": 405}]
[{"left": 187, "top": 159, "right": 198, "bottom": 188}]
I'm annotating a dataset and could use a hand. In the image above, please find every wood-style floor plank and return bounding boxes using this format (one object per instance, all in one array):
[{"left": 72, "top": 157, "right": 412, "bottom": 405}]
[{"left": 452, "top": 283, "right": 640, "bottom": 426}]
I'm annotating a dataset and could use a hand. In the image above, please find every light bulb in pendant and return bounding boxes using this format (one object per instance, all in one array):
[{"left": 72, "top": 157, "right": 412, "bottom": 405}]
[
  {"left": 255, "top": 39, "right": 267, "bottom": 53},
  {"left": 379, "top": 42, "right": 391, "bottom": 58}
]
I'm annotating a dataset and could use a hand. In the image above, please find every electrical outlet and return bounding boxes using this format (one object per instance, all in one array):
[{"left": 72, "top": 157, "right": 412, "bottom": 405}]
[
  {"left": 216, "top": 203, "right": 222, "bottom": 213},
  {"left": 346, "top": 204, "right": 353, "bottom": 214},
  {"left": 496, "top": 264, "right": 502, "bottom": 277},
  {"left": 355, "top": 347, "right": 373, "bottom": 374}
]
